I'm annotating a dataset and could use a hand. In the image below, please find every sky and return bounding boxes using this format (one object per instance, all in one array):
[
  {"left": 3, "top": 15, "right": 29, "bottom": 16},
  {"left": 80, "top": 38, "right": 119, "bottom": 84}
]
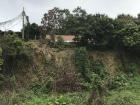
[{"left": 0, "top": 0, "right": 140, "bottom": 31}]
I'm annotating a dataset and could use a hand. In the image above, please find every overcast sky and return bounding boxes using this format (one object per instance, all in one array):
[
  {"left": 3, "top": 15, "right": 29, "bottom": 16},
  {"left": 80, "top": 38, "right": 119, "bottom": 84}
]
[{"left": 0, "top": 0, "right": 140, "bottom": 31}]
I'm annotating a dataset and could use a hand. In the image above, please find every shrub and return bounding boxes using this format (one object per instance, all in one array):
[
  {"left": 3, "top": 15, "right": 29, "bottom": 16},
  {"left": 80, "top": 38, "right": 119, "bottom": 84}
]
[
  {"left": 127, "top": 63, "right": 138, "bottom": 74},
  {"left": 90, "top": 60, "right": 108, "bottom": 79},
  {"left": 108, "top": 73, "right": 128, "bottom": 90},
  {"left": 75, "top": 47, "right": 91, "bottom": 82},
  {"left": 1, "top": 34, "right": 34, "bottom": 75},
  {"left": 31, "top": 77, "right": 54, "bottom": 94}
]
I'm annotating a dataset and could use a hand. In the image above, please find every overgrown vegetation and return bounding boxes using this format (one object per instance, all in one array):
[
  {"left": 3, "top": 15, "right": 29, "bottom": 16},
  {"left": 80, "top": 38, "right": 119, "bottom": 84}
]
[
  {"left": 0, "top": 6, "right": 140, "bottom": 105},
  {"left": 75, "top": 47, "right": 91, "bottom": 82},
  {"left": 1, "top": 35, "right": 34, "bottom": 74},
  {"left": 104, "top": 76, "right": 140, "bottom": 105}
]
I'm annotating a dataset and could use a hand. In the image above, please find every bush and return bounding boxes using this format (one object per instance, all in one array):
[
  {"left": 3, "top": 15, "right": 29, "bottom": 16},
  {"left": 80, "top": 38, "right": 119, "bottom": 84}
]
[
  {"left": 90, "top": 60, "right": 108, "bottom": 79},
  {"left": 108, "top": 73, "right": 128, "bottom": 90},
  {"left": 127, "top": 63, "right": 138, "bottom": 74},
  {"left": 1, "top": 34, "right": 34, "bottom": 75},
  {"left": 75, "top": 49, "right": 109, "bottom": 90},
  {"left": 75, "top": 47, "right": 91, "bottom": 82},
  {"left": 31, "top": 77, "right": 54, "bottom": 94}
]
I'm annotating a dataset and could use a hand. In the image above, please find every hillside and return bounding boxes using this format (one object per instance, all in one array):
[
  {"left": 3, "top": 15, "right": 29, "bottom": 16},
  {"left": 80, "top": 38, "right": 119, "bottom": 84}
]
[{"left": 0, "top": 39, "right": 140, "bottom": 105}]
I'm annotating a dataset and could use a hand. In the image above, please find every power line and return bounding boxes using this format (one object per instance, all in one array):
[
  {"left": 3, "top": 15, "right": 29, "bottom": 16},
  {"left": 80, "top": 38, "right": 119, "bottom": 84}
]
[
  {"left": 5, "top": 19, "right": 22, "bottom": 31},
  {"left": 0, "top": 13, "right": 22, "bottom": 26},
  {"left": 0, "top": 8, "right": 28, "bottom": 37}
]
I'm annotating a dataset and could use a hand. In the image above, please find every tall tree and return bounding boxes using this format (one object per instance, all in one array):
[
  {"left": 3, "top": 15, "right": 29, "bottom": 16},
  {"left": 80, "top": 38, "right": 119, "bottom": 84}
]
[
  {"left": 24, "top": 23, "right": 41, "bottom": 40},
  {"left": 113, "top": 14, "right": 140, "bottom": 48},
  {"left": 41, "top": 7, "right": 70, "bottom": 35}
]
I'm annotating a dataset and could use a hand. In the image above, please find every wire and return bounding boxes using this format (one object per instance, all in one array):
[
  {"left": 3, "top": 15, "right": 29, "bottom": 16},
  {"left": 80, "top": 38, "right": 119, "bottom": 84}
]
[
  {"left": 6, "top": 19, "right": 22, "bottom": 31},
  {"left": 0, "top": 8, "right": 28, "bottom": 31},
  {"left": 0, "top": 13, "right": 22, "bottom": 26}
]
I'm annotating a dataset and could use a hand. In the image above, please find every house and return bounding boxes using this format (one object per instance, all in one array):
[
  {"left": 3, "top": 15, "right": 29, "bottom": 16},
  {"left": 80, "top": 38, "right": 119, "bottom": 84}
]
[{"left": 46, "top": 35, "right": 75, "bottom": 42}]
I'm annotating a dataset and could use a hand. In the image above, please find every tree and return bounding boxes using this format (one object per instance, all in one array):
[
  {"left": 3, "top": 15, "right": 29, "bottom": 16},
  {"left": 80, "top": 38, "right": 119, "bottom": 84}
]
[
  {"left": 114, "top": 14, "right": 140, "bottom": 48},
  {"left": 40, "top": 7, "right": 140, "bottom": 50},
  {"left": 86, "top": 14, "right": 114, "bottom": 47},
  {"left": 41, "top": 7, "right": 70, "bottom": 35},
  {"left": 61, "top": 7, "right": 114, "bottom": 47},
  {"left": 24, "top": 23, "right": 41, "bottom": 40},
  {"left": 73, "top": 7, "right": 87, "bottom": 17},
  {"left": 62, "top": 7, "right": 89, "bottom": 45},
  {"left": 120, "top": 23, "right": 140, "bottom": 47}
]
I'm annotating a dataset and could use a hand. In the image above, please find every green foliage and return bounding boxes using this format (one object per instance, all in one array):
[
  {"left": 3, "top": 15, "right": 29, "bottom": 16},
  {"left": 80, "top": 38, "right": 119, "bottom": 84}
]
[
  {"left": 104, "top": 76, "right": 140, "bottom": 105},
  {"left": 126, "top": 63, "right": 138, "bottom": 74},
  {"left": 41, "top": 7, "right": 140, "bottom": 51},
  {"left": 0, "top": 91, "right": 89, "bottom": 105},
  {"left": 75, "top": 48, "right": 109, "bottom": 90},
  {"left": 24, "top": 23, "right": 41, "bottom": 40},
  {"left": 0, "top": 74, "right": 5, "bottom": 86},
  {"left": 109, "top": 73, "right": 128, "bottom": 90},
  {"left": 0, "top": 92, "right": 23, "bottom": 105},
  {"left": 119, "top": 23, "right": 140, "bottom": 47},
  {"left": 60, "top": 7, "right": 114, "bottom": 47},
  {"left": 90, "top": 60, "right": 108, "bottom": 79},
  {"left": 75, "top": 47, "right": 90, "bottom": 82},
  {"left": 87, "top": 59, "right": 109, "bottom": 91},
  {"left": 21, "top": 92, "right": 89, "bottom": 105},
  {"left": 105, "top": 92, "right": 140, "bottom": 105},
  {"left": 90, "top": 73, "right": 104, "bottom": 89},
  {"left": 31, "top": 77, "right": 54, "bottom": 94},
  {"left": 42, "top": 7, "right": 70, "bottom": 35},
  {"left": 1, "top": 34, "right": 24, "bottom": 55},
  {"left": 104, "top": 86, "right": 140, "bottom": 105},
  {"left": 0, "top": 76, "right": 139, "bottom": 105},
  {"left": 1, "top": 34, "right": 34, "bottom": 75}
]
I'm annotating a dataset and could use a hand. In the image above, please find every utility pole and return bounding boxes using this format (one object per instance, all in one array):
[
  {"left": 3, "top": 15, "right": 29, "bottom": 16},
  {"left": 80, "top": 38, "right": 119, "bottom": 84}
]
[
  {"left": 22, "top": 7, "right": 25, "bottom": 39},
  {"left": 4, "top": 26, "right": 6, "bottom": 37}
]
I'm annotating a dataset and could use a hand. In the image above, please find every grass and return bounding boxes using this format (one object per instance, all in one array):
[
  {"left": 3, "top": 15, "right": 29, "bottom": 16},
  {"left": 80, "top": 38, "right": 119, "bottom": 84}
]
[
  {"left": 21, "top": 92, "right": 89, "bottom": 105},
  {"left": 104, "top": 75, "right": 140, "bottom": 105},
  {"left": 0, "top": 91, "right": 89, "bottom": 105},
  {"left": 0, "top": 76, "right": 139, "bottom": 105}
]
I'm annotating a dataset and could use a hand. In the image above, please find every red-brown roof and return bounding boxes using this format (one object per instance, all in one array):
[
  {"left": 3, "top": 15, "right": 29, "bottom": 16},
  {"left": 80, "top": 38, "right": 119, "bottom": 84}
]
[
  {"left": 61, "top": 35, "right": 74, "bottom": 41},
  {"left": 46, "top": 35, "right": 75, "bottom": 42}
]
